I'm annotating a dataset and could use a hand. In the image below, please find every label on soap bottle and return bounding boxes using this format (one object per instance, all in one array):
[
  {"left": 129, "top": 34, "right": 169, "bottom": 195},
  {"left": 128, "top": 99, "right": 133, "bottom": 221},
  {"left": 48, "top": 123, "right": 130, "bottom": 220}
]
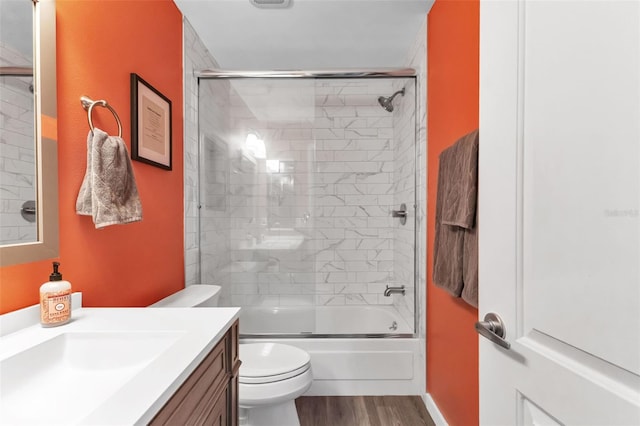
[{"left": 40, "top": 290, "right": 71, "bottom": 325}]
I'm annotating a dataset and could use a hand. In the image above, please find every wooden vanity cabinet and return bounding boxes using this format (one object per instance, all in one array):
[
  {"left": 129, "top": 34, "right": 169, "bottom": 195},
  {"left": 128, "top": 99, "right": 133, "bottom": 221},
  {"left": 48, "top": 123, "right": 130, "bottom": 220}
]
[{"left": 150, "top": 320, "right": 240, "bottom": 426}]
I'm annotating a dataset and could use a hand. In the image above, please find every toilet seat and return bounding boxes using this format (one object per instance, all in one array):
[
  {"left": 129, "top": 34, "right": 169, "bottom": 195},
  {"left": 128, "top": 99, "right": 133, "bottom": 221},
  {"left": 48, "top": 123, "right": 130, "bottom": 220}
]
[
  {"left": 240, "top": 363, "right": 310, "bottom": 384},
  {"left": 239, "top": 343, "right": 311, "bottom": 384}
]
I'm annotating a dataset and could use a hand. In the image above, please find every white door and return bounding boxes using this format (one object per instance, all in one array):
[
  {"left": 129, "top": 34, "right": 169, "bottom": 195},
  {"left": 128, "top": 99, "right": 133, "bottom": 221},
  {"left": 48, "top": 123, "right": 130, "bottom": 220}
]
[{"left": 478, "top": 0, "right": 640, "bottom": 424}]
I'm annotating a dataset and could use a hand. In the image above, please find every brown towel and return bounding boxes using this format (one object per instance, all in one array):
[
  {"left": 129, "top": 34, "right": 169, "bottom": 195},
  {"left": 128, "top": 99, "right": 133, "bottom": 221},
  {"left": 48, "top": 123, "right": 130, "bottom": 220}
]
[
  {"left": 433, "top": 129, "right": 479, "bottom": 307},
  {"left": 461, "top": 225, "right": 478, "bottom": 307},
  {"left": 76, "top": 128, "right": 143, "bottom": 228}
]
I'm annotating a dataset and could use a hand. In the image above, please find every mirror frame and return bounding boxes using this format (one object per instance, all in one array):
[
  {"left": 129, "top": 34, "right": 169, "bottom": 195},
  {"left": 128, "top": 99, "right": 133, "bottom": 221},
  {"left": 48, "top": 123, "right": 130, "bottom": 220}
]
[{"left": 0, "top": 0, "right": 59, "bottom": 266}]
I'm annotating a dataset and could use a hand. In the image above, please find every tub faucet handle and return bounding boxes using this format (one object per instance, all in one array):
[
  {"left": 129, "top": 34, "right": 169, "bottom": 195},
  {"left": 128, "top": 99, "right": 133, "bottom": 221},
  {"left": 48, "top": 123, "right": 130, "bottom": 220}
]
[{"left": 384, "top": 285, "right": 406, "bottom": 297}]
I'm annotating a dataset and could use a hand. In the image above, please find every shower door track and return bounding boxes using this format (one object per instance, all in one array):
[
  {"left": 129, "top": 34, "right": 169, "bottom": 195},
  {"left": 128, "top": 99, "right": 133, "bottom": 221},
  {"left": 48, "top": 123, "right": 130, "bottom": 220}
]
[
  {"left": 241, "top": 333, "right": 415, "bottom": 339},
  {"left": 196, "top": 68, "right": 416, "bottom": 79}
]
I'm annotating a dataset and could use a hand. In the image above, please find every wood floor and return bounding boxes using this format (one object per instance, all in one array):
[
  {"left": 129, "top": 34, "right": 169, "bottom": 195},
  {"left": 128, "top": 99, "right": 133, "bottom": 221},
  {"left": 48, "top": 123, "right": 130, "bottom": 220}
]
[{"left": 295, "top": 396, "right": 436, "bottom": 426}]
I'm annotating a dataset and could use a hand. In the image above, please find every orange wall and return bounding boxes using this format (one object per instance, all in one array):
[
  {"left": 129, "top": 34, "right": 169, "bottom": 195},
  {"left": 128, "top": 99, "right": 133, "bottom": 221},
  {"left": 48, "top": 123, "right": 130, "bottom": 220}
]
[
  {"left": 0, "top": 0, "right": 184, "bottom": 314},
  {"left": 427, "top": 0, "right": 479, "bottom": 425}
]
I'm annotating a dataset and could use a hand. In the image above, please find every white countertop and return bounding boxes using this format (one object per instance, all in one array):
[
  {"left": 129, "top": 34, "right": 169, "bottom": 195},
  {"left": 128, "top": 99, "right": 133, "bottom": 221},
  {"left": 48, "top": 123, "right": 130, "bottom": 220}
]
[{"left": 0, "top": 305, "right": 240, "bottom": 425}]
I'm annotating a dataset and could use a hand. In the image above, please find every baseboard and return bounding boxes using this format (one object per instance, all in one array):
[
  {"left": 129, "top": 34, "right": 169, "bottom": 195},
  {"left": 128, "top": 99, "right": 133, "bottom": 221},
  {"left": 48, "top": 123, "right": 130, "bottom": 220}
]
[
  {"left": 305, "top": 379, "right": 420, "bottom": 396},
  {"left": 423, "top": 393, "right": 448, "bottom": 426}
]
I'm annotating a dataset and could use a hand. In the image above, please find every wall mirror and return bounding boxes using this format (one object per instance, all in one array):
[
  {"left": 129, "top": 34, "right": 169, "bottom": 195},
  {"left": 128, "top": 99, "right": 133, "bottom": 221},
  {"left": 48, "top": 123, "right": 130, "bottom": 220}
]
[{"left": 0, "top": 0, "right": 58, "bottom": 266}]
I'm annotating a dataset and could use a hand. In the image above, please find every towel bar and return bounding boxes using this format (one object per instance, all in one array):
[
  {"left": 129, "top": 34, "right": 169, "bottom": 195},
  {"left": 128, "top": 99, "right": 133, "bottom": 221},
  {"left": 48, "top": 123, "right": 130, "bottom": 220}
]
[{"left": 80, "top": 95, "right": 122, "bottom": 138}]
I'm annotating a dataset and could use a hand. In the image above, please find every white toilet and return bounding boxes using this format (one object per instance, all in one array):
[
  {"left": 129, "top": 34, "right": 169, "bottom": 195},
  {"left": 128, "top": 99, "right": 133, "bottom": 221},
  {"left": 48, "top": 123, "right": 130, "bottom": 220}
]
[
  {"left": 150, "top": 285, "right": 313, "bottom": 426},
  {"left": 239, "top": 342, "right": 312, "bottom": 426}
]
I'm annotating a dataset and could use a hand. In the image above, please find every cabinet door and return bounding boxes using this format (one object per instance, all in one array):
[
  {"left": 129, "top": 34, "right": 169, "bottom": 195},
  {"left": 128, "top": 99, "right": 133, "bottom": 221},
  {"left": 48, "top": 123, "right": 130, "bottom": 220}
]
[
  {"left": 230, "top": 374, "right": 239, "bottom": 426},
  {"left": 204, "top": 384, "right": 228, "bottom": 426},
  {"left": 229, "top": 320, "right": 240, "bottom": 426},
  {"left": 150, "top": 329, "right": 231, "bottom": 425}
]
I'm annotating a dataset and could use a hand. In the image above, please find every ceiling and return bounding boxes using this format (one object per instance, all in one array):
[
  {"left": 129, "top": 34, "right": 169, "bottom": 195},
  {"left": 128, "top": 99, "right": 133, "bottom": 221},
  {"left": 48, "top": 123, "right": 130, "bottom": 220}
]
[{"left": 174, "top": 0, "right": 434, "bottom": 70}]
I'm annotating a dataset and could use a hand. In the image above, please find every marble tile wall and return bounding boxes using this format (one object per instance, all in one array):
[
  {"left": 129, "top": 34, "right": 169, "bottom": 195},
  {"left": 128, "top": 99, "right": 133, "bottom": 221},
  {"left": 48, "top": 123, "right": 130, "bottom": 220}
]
[
  {"left": 214, "top": 78, "right": 420, "bottom": 313},
  {"left": 0, "top": 43, "right": 36, "bottom": 244},
  {"left": 183, "top": 19, "right": 233, "bottom": 304},
  {"left": 392, "top": 77, "right": 418, "bottom": 330},
  {"left": 405, "top": 19, "right": 428, "bottom": 395},
  {"left": 198, "top": 79, "right": 234, "bottom": 305},
  {"left": 185, "top": 20, "right": 425, "bottom": 330}
]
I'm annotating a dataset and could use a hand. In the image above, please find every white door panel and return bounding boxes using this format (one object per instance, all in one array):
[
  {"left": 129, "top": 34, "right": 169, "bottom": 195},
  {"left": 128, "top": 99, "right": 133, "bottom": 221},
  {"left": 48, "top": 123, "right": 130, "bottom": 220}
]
[
  {"left": 522, "top": 0, "right": 640, "bottom": 375},
  {"left": 479, "top": 0, "right": 640, "bottom": 424}
]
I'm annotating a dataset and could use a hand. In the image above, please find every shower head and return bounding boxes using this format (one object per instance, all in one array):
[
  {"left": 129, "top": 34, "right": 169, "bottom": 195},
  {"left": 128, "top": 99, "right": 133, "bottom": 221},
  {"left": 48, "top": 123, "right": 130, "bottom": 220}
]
[{"left": 377, "top": 88, "right": 405, "bottom": 112}]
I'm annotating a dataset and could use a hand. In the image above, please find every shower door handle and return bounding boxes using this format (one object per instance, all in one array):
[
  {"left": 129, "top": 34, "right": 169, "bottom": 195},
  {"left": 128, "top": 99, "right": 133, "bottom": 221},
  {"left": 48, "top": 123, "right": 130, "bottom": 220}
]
[
  {"left": 392, "top": 203, "right": 408, "bottom": 225},
  {"left": 475, "top": 313, "right": 510, "bottom": 350}
]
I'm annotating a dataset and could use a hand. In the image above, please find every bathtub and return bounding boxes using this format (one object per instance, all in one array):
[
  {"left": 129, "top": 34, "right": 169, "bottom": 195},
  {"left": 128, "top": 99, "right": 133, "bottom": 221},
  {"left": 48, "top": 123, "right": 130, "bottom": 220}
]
[
  {"left": 239, "top": 305, "right": 413, "bottom": 336},
  {"left": 239, "top": 305, "right": 422, "bottom": 395}
]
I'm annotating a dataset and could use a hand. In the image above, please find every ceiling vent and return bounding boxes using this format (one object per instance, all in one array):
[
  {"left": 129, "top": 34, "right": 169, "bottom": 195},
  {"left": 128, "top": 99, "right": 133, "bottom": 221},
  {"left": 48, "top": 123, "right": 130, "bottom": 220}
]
[{"left": 249, "top": 0, "right": 291, "bottom": 9}]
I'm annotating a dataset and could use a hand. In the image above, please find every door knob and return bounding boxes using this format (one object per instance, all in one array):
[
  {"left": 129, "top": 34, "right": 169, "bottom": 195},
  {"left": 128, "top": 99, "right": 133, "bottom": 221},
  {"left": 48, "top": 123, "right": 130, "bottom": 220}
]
[{"left": 475, "top": 313, "right": 510, "bottom": 349}]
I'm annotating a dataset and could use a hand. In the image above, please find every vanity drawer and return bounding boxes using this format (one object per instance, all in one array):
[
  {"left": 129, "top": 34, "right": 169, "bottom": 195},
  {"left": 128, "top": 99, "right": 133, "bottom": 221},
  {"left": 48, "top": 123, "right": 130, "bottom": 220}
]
[{"left": 150, "top": 320, "right": 239, "bottom": 426}]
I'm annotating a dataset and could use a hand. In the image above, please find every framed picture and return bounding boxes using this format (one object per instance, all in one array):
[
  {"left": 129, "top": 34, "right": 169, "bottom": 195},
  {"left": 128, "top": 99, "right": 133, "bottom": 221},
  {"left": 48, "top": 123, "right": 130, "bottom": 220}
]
[{"left": 130, "top": 73, "right": 172, "bottom": 170}]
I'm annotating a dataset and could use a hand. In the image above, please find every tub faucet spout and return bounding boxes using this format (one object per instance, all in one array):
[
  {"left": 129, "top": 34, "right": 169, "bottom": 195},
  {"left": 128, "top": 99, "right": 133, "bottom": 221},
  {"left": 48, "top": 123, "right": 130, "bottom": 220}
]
[{"left": 384, "top": 285, "right": 406, "bottom": 297}]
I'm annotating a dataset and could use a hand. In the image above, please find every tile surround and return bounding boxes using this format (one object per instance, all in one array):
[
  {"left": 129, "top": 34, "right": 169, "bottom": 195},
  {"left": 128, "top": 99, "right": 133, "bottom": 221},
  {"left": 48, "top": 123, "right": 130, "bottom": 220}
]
[
  {"left": 196, "top": 77, "right": 419, "bottom": 318},
  {"left": 183, "top": 20, "right": 231, "bottom": 303},
  {"left": 405, "top": 18, "right": 428, "bottom": 398},
  {"left": 183, "top": 18, "right": 427, "bottom": 337}
]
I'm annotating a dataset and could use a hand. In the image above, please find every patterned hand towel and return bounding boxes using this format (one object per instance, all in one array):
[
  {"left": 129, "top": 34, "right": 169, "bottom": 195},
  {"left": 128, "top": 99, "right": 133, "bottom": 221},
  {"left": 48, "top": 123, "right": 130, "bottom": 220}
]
[{"left": 76, "top": 128, "right": 142, "bottom": 228}]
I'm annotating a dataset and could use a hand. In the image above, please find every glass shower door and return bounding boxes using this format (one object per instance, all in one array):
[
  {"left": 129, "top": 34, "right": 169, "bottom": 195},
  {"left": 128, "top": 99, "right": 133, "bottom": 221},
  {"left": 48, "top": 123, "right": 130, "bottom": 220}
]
[{"left": 198, "top": 76, "right": 417, "bottom": 337}]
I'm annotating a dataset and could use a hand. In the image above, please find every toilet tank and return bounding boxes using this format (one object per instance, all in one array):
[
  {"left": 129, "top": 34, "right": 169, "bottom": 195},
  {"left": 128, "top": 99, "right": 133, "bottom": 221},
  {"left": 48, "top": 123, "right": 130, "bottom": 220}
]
[{"left": 149, "top": 285, "right": 221, "bottom": 307}]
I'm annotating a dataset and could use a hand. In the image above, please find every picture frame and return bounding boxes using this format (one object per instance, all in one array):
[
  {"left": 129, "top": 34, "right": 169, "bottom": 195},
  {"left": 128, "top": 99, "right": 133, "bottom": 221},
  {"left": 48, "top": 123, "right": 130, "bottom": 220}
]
[{"left": 130, "top": 73, "right": 172, "bottom": 170}]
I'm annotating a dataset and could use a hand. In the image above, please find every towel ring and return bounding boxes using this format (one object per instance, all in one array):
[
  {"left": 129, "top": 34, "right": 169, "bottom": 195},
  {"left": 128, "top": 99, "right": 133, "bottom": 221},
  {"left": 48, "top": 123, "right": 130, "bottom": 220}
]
[{"left": 80, "top": 96, "right": 122, "bottom": 138}]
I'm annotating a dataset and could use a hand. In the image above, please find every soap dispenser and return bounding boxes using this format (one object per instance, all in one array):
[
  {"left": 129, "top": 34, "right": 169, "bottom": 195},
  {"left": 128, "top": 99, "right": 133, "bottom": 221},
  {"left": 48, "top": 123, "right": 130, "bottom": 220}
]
[{"left": 40, "top": 262, "right": 72, "bottom": 327}]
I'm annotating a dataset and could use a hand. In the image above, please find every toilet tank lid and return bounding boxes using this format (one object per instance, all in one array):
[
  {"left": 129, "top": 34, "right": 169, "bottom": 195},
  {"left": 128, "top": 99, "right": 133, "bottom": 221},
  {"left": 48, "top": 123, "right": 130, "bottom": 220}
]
[{"left": 149, "top": 285, "right": 221, "bottom": 307}]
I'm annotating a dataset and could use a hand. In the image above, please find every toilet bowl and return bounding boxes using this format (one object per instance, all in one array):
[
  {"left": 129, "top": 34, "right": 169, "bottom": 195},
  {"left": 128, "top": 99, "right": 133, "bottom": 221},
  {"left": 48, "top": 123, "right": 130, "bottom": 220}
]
[
  {"left": 239, "top": 343, "right": 312, "bottom": 426},
  {"left": 149, "top": 285, "right": 312, "bottom": 426}
]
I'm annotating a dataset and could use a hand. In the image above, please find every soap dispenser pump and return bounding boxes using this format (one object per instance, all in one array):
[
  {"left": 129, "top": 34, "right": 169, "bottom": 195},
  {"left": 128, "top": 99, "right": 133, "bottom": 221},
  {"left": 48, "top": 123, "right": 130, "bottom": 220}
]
[{"left": 40, "top": 262, "right": 72, "bottom": 327}]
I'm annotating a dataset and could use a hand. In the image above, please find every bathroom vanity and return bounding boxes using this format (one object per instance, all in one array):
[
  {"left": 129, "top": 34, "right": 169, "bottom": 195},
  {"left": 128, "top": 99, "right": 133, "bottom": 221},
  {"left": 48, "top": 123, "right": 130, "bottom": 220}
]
[
  {"left": 0, "top": 298, "right": 240, "bottom": 425},
  {"left": 151, "top": 318, "right": 240, "bottom": 425}
]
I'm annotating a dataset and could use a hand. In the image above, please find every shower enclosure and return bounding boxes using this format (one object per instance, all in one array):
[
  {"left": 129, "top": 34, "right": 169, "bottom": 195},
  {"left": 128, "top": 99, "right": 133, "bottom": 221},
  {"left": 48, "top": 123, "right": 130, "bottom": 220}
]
[{"left": 197, "top": 70, "right": 418, "bottom": 338}]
